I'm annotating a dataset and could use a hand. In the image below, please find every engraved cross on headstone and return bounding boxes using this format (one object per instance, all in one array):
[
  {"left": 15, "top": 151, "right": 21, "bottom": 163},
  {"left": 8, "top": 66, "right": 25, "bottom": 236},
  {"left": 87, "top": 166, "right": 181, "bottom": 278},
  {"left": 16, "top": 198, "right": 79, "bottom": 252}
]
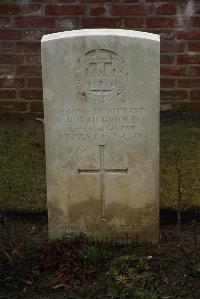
[{"left": 78, "top": 145, "right": 128, "bottom": 220}]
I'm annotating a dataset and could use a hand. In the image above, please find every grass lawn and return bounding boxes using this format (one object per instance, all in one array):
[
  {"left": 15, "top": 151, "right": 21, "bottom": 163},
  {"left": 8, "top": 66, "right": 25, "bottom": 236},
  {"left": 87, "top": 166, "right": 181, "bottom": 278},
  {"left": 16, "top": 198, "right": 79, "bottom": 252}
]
[
  {"left": 0, "top": 126, "right": 46, "bottom": 210},
  {"left": 0, "top": 113, "right": 200, "bottom": 211}
]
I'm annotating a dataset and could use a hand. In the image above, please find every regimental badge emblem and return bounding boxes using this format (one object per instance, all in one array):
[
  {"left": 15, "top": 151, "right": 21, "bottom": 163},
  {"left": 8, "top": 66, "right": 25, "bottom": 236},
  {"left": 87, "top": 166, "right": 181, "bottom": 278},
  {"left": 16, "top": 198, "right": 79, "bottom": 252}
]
[{"left": 74, "top": 49, "right": 128, "bottom": 102}]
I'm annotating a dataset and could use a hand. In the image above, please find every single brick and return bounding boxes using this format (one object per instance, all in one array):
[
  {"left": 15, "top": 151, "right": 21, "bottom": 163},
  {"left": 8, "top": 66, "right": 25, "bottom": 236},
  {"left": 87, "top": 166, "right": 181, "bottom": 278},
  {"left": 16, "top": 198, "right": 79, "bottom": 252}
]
[
  {"left": 57, "top": 0, "right": 77, "bottom": 2},
  {"left": 161, "top": 66, "right": 187, "bottom": 76},
  {"left": 160, "top": 79, "right": 175, "bottom": 88},
  {"left": 0, "top": 78, "right": 24, "bottom": 88},
  {"left": 178, "top": 79, "right": 200, "bottom": 88},
  {"left": 160, "top": 55, "right": 175, "bottom": 64},
  {"left": 0, "top": 90, "right": 16, "bottom": 99},
  {"left": 0, "top": 55, "right": 23, "bottom": 64},
  {"left": 21, "top": 4, "right": 42, "bottom": 15},
  {"left": 0, "top": 4, "right": 20, "bottom": 15},
  {"left": 15, "top": 17, "right": 55, "bottom": 28},
  {"left": 177, "top": 55, "right": 200, "bottom": 64},
  {"left": 146, "top": 18, "right": 176, "bottom": 28},
  {"left": 26, "top": 55, "right": 41, "bottom": 65},
  {"left": 90, "top": 6, "right": 107, "bottom": 16},
  {"left": 124, "top": 0, "right": 143, "bottom": 2},
  {"left": 177, "top": 30, "right": 200, "bottom": 40},
  {"left": 112, "top": 5, "right": 148, "bottom": 16},
  {"left": 0, "top": 29, "right": 21, "bottom": 40},
  {"left": 188, "top": 42, "right": 200, "bottom": 52},
  {"left": 82, "top": 18, "right": 122, "bottom": 28},
  {"left": 0, "top": 41, "right": 15, "bottom": 53},
  {"left": 124, "top": 18, "right": 144, "bottom": 28},
  {"left": 146, "top": 0, "right": 185, "bottom": 2},
  {"left": 161, "top": 41, "right": 185, "bottom": 53},
  {"left": 189, "top": 67, "right": 200, "bottom": 76},
  {"left": 0, "top": 101, "right": 28, "bottom": 112},
  {"left": 16, "top": 66, "right": 41, "bottom": 77},
  {"left": 174, "top": 102, "right": 200, "bottom": 112},
  {"left": 80, "top": 0, "right": 109, "bottom": 3},
  {"left": 45, "top": 5, "right": 85, "bottom": 15},
  {"left": 16, "top": 42, "right": 40, "bottom": 53},
  {"left": 27, "top": 78, "right": 42, "bottom": 88},
  {"left": 161, "top": 90, "right": 188, "bottom": 101},
  {"left": 20, "top": 89, "right": 43, "bottom": 100},
  {"left": 156, "top": 4, "right": 176, "bottom": 15}
]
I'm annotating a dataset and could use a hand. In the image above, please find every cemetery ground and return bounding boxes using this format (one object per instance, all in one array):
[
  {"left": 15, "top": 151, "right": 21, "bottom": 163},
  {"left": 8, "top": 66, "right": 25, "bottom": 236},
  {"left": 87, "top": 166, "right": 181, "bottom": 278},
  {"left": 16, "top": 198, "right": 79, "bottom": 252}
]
[{"left": 0, "top": 112, "right": 200, "bottom": 299}]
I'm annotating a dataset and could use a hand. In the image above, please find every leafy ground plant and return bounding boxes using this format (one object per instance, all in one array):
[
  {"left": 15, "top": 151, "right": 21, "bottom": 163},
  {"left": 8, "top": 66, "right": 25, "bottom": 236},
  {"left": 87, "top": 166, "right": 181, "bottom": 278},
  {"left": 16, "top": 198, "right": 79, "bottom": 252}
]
[
  {"left": 41, "top": 239, "right": 105, "bottom": 290},
  {"left": 105, "top": 255, "right": 159, "bottom": 299},
  {"left": 79, "top": 245, "right": 100, "bottom": 266}
]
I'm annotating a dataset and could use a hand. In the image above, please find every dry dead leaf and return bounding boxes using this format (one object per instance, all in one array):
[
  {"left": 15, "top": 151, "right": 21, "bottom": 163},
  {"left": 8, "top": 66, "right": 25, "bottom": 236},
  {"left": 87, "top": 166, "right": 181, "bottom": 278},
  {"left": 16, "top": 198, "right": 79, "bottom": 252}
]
[{"left": 53, "top": 282, "right": 67, "bottom": 289}]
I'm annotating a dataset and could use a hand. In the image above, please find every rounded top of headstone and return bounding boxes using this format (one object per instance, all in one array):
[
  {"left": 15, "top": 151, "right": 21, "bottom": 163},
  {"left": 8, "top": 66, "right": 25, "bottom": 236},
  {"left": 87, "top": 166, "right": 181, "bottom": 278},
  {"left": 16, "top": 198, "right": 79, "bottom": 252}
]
[{"left": 42, "top": 29, "right": 160, "bottom": 43}]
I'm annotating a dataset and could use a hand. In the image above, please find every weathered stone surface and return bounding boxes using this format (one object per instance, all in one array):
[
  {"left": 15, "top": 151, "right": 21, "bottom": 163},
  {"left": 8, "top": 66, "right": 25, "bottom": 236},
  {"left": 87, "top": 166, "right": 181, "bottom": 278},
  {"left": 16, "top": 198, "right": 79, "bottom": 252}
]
[{"left": 42, "top": 29, "right": 160, "bottom": 243}]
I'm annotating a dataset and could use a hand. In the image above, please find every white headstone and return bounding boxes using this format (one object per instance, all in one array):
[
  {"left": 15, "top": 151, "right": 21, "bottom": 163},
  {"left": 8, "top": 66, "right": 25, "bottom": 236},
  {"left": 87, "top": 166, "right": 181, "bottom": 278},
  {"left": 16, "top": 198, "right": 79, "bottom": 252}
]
[{"left": 42, "top": 29, "right": 160, "bottom": 244}]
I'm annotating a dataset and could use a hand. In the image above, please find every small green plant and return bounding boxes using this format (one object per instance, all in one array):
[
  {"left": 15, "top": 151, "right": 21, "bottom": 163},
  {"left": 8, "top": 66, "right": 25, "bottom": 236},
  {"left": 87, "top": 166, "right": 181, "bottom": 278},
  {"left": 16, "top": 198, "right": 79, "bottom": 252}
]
[
  {"left": 79, "top": 245, "right": 99, "bottom": 266},
  {"left": 105, "top": 255, "right": 159, "bottom": 299}
]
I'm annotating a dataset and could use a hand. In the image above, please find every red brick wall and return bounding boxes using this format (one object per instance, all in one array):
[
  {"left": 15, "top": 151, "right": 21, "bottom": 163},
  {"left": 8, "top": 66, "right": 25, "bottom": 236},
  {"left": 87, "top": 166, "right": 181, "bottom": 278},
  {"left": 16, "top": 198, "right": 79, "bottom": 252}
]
[{"left": 0, "top": 0, "right": 200, "bottom": 114}]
